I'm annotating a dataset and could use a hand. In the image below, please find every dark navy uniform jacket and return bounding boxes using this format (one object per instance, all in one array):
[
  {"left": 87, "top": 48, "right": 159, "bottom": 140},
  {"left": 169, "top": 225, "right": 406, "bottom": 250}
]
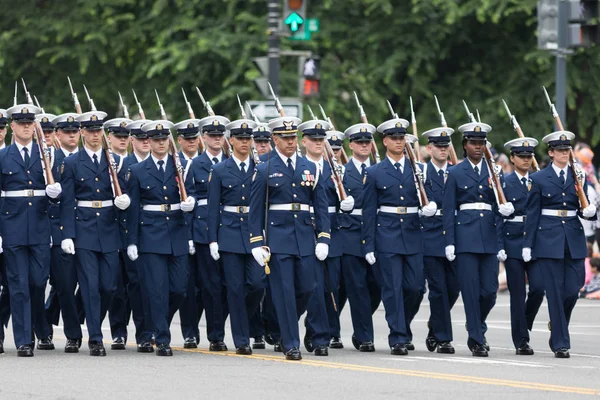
[
  {"left": 524, "top": 164, "right": 593, "bottom": 260},
  {"left": 338, "top": 160, "right": 366, "bottom": 258},
  {"left": 319, "top": 161, "right": 342, "bottom": 258},
  {"left": 363, "top": 157, "right": 423, "bottom": 255},
  {"left": 499, "top": 172, "right": 529, "bottom": 260},
  {"left": 442, "top": 160, "right": 500, "bottom": 255},
  {"left": 127, "top": 154, "right": 194, "bottom": 257},
  {"left": 422, "top": 161, "right": 447, "bottom": 258},
  {"left": 60, "top": 150, "right": 123, "bottom": 253},
  {"left": 249, "top": 150, "right": 331, "bottom": 256},
  {"left": 0, "top": 144, "right": 50, "bottom": 246},
  {"left": 207, "top": 156, "right": 254, "bottom": 254},
  {"left": 49, "top": 148, "right": 68, "bottom": 246}
]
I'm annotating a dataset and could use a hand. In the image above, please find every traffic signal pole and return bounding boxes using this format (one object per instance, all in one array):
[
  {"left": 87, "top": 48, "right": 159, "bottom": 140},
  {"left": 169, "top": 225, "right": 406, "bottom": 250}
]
[
  {"left": 268, "top": 0, "right": 280, "bottom": 96},
  {"left": 556, "top": 0, "right": 568, "bottom": 125}
]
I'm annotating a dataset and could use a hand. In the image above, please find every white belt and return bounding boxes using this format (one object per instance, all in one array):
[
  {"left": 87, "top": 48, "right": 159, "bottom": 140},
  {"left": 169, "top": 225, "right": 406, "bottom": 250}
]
[
  {"left": 77, "top": 200, "right": 114, "bottom": 208},
  {"left": 378, "top": 206, "right": 419, "bottom": 215},
  {"left": 142, "top": 203, "right": 181, "bottom": 212},
  {"left": 223, "top": 205, "right": 250, "bottom": 214},
  {"left": 269, "top": 203, "right": 310, "bottom": 212},
  {"left": 197, "top": 199, "right": 208, "bottom": 206},
  {"left": 310, "top": 206, "right": 337, "bottom": 214},
  {"left": 541, "top": 209, "right": 576, "bottom": 217},
  {"left": 349, "top": 209, "right": 363, "bottom": 216},
  {"left": 505, "top": 216, "right": 526, "bottom": 223},
  {"left": 459, "top": 202, "right": 492, "bottom": 211},
  {"left": 434, "top": 210, "right": 443, "bottom": 216},
  {"left": 1, "top": 189, "right": 45, "bottom": 198}
]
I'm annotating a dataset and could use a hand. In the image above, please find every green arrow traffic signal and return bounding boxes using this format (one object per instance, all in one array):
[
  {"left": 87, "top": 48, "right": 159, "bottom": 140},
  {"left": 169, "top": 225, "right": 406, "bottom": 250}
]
[{"left": 285, "top": 12, "right": 304, "bottom": 32}]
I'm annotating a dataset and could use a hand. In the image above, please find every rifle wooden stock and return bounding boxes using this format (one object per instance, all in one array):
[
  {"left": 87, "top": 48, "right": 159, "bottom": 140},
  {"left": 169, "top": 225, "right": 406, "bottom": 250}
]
[
  {"left": 411, "top": 121, "right": 421, "bottom": 163},
  {"left": 404, "top": 140, "right": 428, "bottom": 206},
  {"left": 360, "top": 114, "right": 380, "bottom": 164},
  {"left": 339, "top": 148, "right": 349, "bottom": 165},
  {"left": 34, "top": 121, "right": 55, "bottom": 185},
  {"left": 323, "top": 140, "right": 347, "bottom": 201},
  {"left": 439, "top": 120, "right": 459, "bottom": 165},
  {"left": 169, "top": 134, "right": 187, "bottom": 200},
  {"left": 100, "top": 134, "right": 122, "bottom": 197},
  {"left": 483, "top": 146, "right": 506, "bottom": 205}
]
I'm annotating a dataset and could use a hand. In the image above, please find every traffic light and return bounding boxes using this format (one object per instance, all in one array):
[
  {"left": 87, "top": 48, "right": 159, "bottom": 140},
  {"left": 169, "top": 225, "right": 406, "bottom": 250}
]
[
  {"left": 301, "top": 57, "right": 320, "bottom": 98},
  {"left": 568, "top": 0, "right": 600, "bottom": 47},
  {"left": 538, "top": 0, "right": 559, "bottom": 50},
  {"left": 283, "top": 0, "right": 307, "bottom": 38}
]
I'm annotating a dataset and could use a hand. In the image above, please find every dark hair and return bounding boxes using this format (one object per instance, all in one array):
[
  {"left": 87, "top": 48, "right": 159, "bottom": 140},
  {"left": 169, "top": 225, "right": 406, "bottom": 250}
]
[{"left": 591, "top": 257, "right": 600, "bottom": 269}]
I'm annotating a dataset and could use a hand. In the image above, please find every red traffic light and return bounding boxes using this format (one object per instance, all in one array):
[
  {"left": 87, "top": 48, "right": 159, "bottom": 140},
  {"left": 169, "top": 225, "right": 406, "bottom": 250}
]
[{"left": 287, "top": 0, "right": 304, "bottom": 10}]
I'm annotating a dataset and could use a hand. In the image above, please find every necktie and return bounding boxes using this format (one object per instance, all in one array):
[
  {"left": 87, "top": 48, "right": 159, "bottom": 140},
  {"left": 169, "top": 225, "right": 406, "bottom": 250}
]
[
  {"left": 287, "top": 158, "right": 294, "bottom": 173},
  {"left": 474, "top": 165, "right": 479, "bottom": 175},
  {"left": 93, "top": 153, "right": 99, "bottom": 170},
  {"left": 212, "top": 157, "right": 219, "bottom": 165},
  {"left": 394, "top": 162, "right": 403, "bottom": 178},
  {"left": 361, "top": 163, "right": 366, "bottom": 177},
  {"left": 559, "top": 170, "right": 565, "bottom": 185},
  {"left": 158, "top": 160, "right": 165, "bottom": 180},
  {"left": 240, "top": 161, "right": 246, "bottom": 174},
  {"left": 23, "top": 147, "right": 30, "bottom": 165},
  {"left": 438, "top": 169, "right": 445, "bottom": 180},
  {"left": 521, "top": 177, "right": 527, "bottom": 187}
]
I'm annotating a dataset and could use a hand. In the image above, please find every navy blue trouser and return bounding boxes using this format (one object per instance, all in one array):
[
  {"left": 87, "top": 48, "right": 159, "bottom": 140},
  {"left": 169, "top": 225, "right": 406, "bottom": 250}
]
[
  {"left": 108, "top": 252, "right": 130, "bottom": 340},
  {"left": 305, "top": 259, "right": 332, "bottom": 348},
  {"left": 221, "top": 252, "right": 266, "bottom": 348},
  {"left": 177, "top": 253, "right": 203, "bottom": 342},
  {"left": 324, "top": 256, "right": 342, "bottom": 338},
  {"left": 263, "top": 283, "right": 280, "bottom": 342},
  {"left": 141, "top": 253, "right": 188, "bottom": 346},
  {"left": 505, "top": 258, "right": 545, "bottom": 348},
  {"left": 0, "top": 257, "right": 9, "bottom": 342},
  {"left": 456, "top": 253, "right": 498, "bottom": 347},
  {"left": 248, "top": 293, "right": 265, "bottom": 339},
  {"left": 4, "top": 245, "right": 50, "bottom": 348},
  {"left": 75, "top": 249, "right": 119, "bottom": 343},
  {"left": 195, "top": 243, "right": 228, "bottom": 342},
  {"left": 424, "top": 256, "right": 460, "bottom": 343}
]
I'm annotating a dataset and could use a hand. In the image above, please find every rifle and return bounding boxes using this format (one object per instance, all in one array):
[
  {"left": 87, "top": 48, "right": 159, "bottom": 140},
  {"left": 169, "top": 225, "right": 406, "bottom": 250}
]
[
  {"left": 268, "top": 82, "right": 302, "bottom": 158},
  {"left": 118, "top": 92, "right": 130, "bottom": 119},
  {"left": 386, "top": 101, "right": 428, "bottom": 207},
  {"left": 196, "top": 87, "right": 231, "bottom": 157},
  {"left": 132, "top": 89, "right": 146, "bottom": 119},
  {"left": 237, "top": 94, "right": 261, "bottom": 165},
  {"left": 182, "top": 88, "right": 205, "bottom": 153},
  {"left": 83, "top": 85, "right": 122, "bottom": 197},
  {"left": 353, "top": 92, "right": 380, "bottom": 164},
  {"left": 542, "top": 86, "right": 589, "bottom": 208},
  {"left": 433, "top": 95, "right": 459, "bottom": 165},
  {"left": 462, "top": 100, "right": 506, "bottom": 206},
  {"left": 67, "top": 77, "right": 83, "bottom": 115},
  {"left": 318, "top": 104, "right": 349, "bottom": 165},
  {"left": 408, "top": 97, "right": 421, "bottom": 163},
  {"left": 307, "top": 105, "right": 346, "bottom": 201},
  {"left": 34, "top": 95, "right": 61, "bottom": 150},
  {"left": 13, "top": 81, "right": 18, "bottom": 107},
  {"left": 154, "top": 90, "right": 188, "bottom": 200},
  {"left": 501, "top": 99, "right": 540, "bottom": 172}
]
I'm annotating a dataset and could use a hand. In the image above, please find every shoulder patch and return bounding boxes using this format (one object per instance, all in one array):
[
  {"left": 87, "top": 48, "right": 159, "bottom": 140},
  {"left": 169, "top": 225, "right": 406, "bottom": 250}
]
[
  {"left": 60, "top": 163, "right": 65, "bottom": 175},
  {"left": 208, "top": 171, "right": 212, "bottom": 183}
]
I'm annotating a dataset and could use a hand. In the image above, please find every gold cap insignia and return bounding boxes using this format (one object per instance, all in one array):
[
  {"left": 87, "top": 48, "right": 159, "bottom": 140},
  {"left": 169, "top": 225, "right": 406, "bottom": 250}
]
[
  {"left": 523, "top": 141, "right": 529, "bottom": 147},
  {"left": 67, "top": 116, "right": 74, "bottom": 123},
  {"left": 0, "top": 113, "right": 3, "bottom": 118},
  {"left": 187, "top": 123, "right": 194, "bottom": 129},
  {"left": 241, "top": 122, "right": 248, "bottom": 129},
  {"left": 120, "top": 121, "right": 127, "bottom": 127},
  {"left": 315, "top": 123, "right": 322, "bottom": 129},
  {"left": 22, "top": 107, "right": 29, "bottom": 114},
  {"left": 331, "top": 135, "right": 338, "bottom": 141},
  {"left": 441, "top": 131, "right": 447, "bottom": 136},
  {"left": 283, "top": 121, "right": 294, "bottom": 130},
  {"left": 360, "top": 127, "right": 367, "bottom": 133},
  {"left": 91, "top": 115, "right": 98, "bottom": 121},
  {"left": 42, "top": 117, "right": 49, "bottom": 123},
  {"left": 258, "top": 126, "right": 265, "bottom": 132},
  {"left": 213, "top": 120, "right": 220, "bottom": 126},
  {"left": 474, "top": 126, "right": 481, "bottom": 132},
  {"left": 560, "top": 134, "right": 567, "bottom": 141},
  {"left": 156, "top": 123, "right": 163, "bottom": 130},
  {"left": 395, "top": 122, "right": 403, "bottom": 128}
]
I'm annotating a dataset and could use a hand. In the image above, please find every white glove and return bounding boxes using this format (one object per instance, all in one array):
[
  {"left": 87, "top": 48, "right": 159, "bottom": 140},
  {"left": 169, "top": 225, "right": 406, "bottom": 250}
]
[
  {"left": 61, "top": 239, "right": 75, "bottom": 255},
  {"left": 522, "top": 247, "right": 532, "bottom": 262},
  {"left": 497, "top": 249, "right": 507, "bottom": 262},
  {"left": 315, "top": 243, "right": 329, "bottom": 261},
  {"left": 189, "top": 240, "right": 196, "bottom": 255},
  {"left": 421, "top": 201, "right": 438, "bottom": 217},
  {"left": 180, "top": 196, "right": 195, "bottom": 213},
  {"left": 45, "top": 182, "right": 62, "bottom": 199},
  {"left": 209, "top": 242, "right": 220, "bottom": 261},
  {"left": 339, "top": 195, "right": 355, "bottom": 212},
  {"left": 365, "top": 252, "right": 376, "bottom": 266},
  {"left": 445, "top": 245, "right": 456, "bottom": 262},
  {"left": 252, "top": 247, "right": 269, "bottom": 267},
  {"left": 583, "top": 204, "right": 597, "bottom": 218},
  {"left": 127, "top": 244, "right": 139, "bottom": 261},
  {"left": 498, "top": 202, "right": 515, "bottom": 217},
  {"left": 114, "top": 194, "right": 131, "bottom": 210},
  {"left": 0, "top": 236, "right": 3, "bottom": 254}
]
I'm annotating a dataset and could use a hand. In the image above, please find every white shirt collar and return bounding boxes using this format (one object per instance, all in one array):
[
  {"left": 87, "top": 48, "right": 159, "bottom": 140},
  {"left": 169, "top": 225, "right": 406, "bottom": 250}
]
[
  {"left": 231, "top": 154, "right": 250, "bottom": 170},
  {"left": 183, "top": 151, "right": 198, "bottom": 161},
  {"left": 551, "top": 162, "right": 568, "bottom": 178},
  {"left": 431, "top": 161, "right": 448, "bottom": 174},
  {"left": 514, "top": 171, "right": 529, "bottom": 182},
  {"left": 84, "top": 146, "right": 102, "bottom": 163},
  {"left": 387, "top": 155, "right": 405, "bottom": 169},
  {"left": 306, "top": 155, "right": 324, "bottom": 171},
  {"left": 151, "top": 154, "right": 168, "bottom": 170},
  {"left": 134, "top": 152, "right": 150, "bottom": 163},
  {"left": 276, "top": 148, "right": 297, "bottom": 170},
  {"left": 61, "top": 147, "right": 78, "bottom": 157},
  {"left": 468, "top": 158, "right": 483, "bottom": 172},
  {"left": 351, "top": 157, "right": 370, "bottom": 173},
  {"left": 0, "top": 143, "right": 6, "bottom": 150},
  {"left": 207, "top": 151, "right": 223, "bottom": 164},
  {"left": 15, "top": 141, "right": 33, "bottom": 160}
]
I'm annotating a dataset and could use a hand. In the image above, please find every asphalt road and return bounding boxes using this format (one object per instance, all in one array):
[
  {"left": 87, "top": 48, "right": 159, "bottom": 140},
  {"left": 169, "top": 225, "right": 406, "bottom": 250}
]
[{"left": 1, "top": 291, "right": 599, "bottom": 399}]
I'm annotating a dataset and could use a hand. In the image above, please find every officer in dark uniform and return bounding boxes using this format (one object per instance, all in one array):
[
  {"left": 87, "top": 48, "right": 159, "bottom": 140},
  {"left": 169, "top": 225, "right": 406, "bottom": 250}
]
[
  {"left": 0, "top": 108, "right": 7, "bottom": 354},
  {"left": 249, "top": 116, "right": 331, "bottom": 361},
  {"left": 499, "top": 138, "right": 545, "bottom": 356},
  {"left": 252, "top": 123, "right": 272, "bottom": 157},
  {"left": 339, "top": 123, "right": 381, "bottom": 352},
  {"left": 188, "top": 115, "right": 230, "bottom": 351},
  {"left": 1, "top": 104, "right": 61, "bottom": 356},
  {"left": 60, "top": 110, "right": 131, "bottom": 356},
  {"left": 126, "top": 120, "right": 196, "bottom": 356},
  {"left": 443, "top": 122, "right": 515, "bottom": 357},
  {"left": 363, "top": 118, "right": 437, "bottom": 356},
  {"left": 207, "top": 118, "right": 266, "bottom": 355},
  {"left": 523, "top": 131, "right": 596, "bottom": 358},
  {"left": 420, "top": 127, "right": 460, "bottom": 354}
]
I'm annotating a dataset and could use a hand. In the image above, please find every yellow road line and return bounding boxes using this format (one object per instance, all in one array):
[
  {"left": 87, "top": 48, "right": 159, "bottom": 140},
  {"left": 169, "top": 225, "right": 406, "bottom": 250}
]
[{"left": 174, "top": 348, "right": 600, "bottom": 396}]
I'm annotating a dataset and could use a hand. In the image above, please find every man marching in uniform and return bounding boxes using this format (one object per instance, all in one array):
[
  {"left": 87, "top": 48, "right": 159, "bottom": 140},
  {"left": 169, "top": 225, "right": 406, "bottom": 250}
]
[
  {"left": 500, "top": 138, "right": 545, "bottom": 355},
  {"left": 60, "top": 110, "right": 131, "bottom": 356},
  {"left": 126, "top": 120, "right": 196, "bottom": 356},
  {"left": 207, "top": 118, "right": 266, "bottom": 355},
  {"left": 523, "top": 131, "right": 596, "bottom": 358},
  {"left": 249, "top": 116, "right": 331, "bottom": 360},
  {"left": 0, "top": 109, "right": 8, "bottom": 354},
  {"left": 253, "top": 123, "right": 272, "bottom": 156},
  {"left": 1, "top": 104, "right": 62, "bottom": 356},
  {"left": 421, "top": 127, "right": 460, "bottom": 354},
  {"left": 363, "top": 118, "right": 437, "bottom": 355}
]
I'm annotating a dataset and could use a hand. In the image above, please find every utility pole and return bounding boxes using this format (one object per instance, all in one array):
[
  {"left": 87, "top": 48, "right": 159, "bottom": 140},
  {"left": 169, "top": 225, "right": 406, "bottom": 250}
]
[
  {"left": 555, "top": 0, "right": 568, "bottom": 125},
  {"left": 267, "top": 0, "right": 280, "bottom": 96}
]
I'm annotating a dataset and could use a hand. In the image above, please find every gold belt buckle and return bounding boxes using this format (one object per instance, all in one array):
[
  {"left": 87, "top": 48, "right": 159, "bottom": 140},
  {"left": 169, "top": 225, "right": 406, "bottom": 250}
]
[
  {"left": 161, "top": 204, "right": 171, "bottom": 212},
  {"left": 91, "top": 200, "right": 102, "bottom": 208},
  {"left": 397, "top": 206, "right": 407, "bottom": 214},
  {"left": 25, "top": 189, "right": 34, "bottom": 197},
  {"left": 291, "top": 203, "right": 301, "bottom": 211},
  {"left": 476, "top": 203, "right": 484, "bottom": 210},
  {"left": 558, "top": 210, "right": 567, "bottom": 217},
  {"left": 238, "top": 206, "right": 248, "bottom": 214}
]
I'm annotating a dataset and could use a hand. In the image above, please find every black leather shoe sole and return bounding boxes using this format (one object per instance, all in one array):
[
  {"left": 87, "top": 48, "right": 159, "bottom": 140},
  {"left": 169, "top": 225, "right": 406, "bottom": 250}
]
[
  {"left": 156, "top": 347, "right": 173, "bottom": 356},
  {"left": 359, "top": 342, "right": 375, "bottom": 352},
  {"left": 329, "top": 341, "right": 344, "bottom": 349},
  {"left": 252, "top": 340, "right": 266, "bottom": 350},
  {"left": 17, "top": 347, "right": 34, "bottom": 357},
  {"left": 554, "top": 349, "right": 570, "bottom": 359},
  {"left": 425, "top": 336, "right": 437, "bottom": 352},
  {"left": 314, "top": 346, "right": 329, "bottom": 356},
  {"left": 183, "top": 342, "right": 198, "bottom": 349},
  {"left": 37, "top": 342, "right": 55, "bottom": 350},
  {"left": 285, "top": 349, "right": 302, "bottom": 361},
  {"left": 351, "top": 334, "right": 360, "bottom": 350},
  {"left": 516, "top": 348, "right": 534, "bottom": 355},
  {"left": 137, "top": 343, "right": 155, "bottom": 353},
  {"left": 236, "top": 346, "right": 253, "bottom": 355},
  {"left": 437, "top": 343, "right": 455, "bottom": 354},
  {"left": 273, "top": 343, "right": 282, "bottom": 353},
  {"left": 406, "top": 342, "right": 415, "bottom": 351},
  {"left": 65, "top": 346, "right": 79, "bottom": 353},
  {"left": 111, "top": 343, "right": 126, "bottom": 350},
  {"left": 209, "top": 342, "right": 228, "bottom": 351},
  {"left": 90, "top": 348, "right": 107, "bottom": 356},
  {"left": 391, "top": 345, "right": 408, "bottom": 356}
]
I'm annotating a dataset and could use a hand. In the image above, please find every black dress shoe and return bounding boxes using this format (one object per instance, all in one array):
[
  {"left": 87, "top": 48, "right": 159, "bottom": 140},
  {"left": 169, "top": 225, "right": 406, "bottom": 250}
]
[
  {"left": 17, "top": 344, "right": 34, "bottom": 357},
  {"left": 137, "top": 342, "right": 154, "bottom": 353},
  {"left": 0, "top": 339, "right": 4, "bottom": 354},
  {"left": 516, "top": 343, "right": 534, "bottom": 355},
  {"left": 351, "top": 334, "right": 360, "bottom": 350},
  {"left": 236, "top": 345, "right": 252, "bottom": 355},
  {"left": 330, "top": 337, "right": 343, "bottom": 349},
  {"left": 359, "top": 341, "right": 375, "bottom": 352},
  {"left": 273, "top": 342, "right": 282, "bottom": 353},
  {"left": 37, "top": 337, "right": 55, "bottom": 350},
  {"left": 89, "top": 342, "right": 107, "bottom": 356},
  {"left": 252, "top": 336, "right": 266, "bottom": 350},
  {"left": 483, "top": 338, "right": 490, "bottom": 351},
  {"left": 314, "top": 345, "right": 329, "bottom": 356},
  {"left": 65, "top": 339, "right": 81, "bottom": 353},
  {"left": 303, "top": 331, "right": 314, "bottom": 353},
  {"left": 264, "top": 333, "right": 275, "bottom": 346},
  {"left": 406, "top": 342, "right": 415, "bottom": 351},
  {"left": 209, "top": 341, "right": 228, "bottom": 351},
  {"left": 183, "top": 337, "right": 198, "bottom": 349},
  {"left": 425, "top": 335, "right": 437, "bottom": 352},
  {"left": 554, "top": 348, "right": 570, "bottom": 358},
  {"left": 471, "top": 344, "right": 488, "bottom": 357},
  {"left": 111, "top": 337, "right": 126, "bottom": 350},
  {"left": 437, "top": 342, "right": 455, "bottom": 354},
  {"left": 390, "top": 344, "right": 408, "bottom": 356},
  {"left": 156, "top": 344, "right": 173, "bottom": 356},
  {"left": 285, "top": 347, "right": 302, "bottom": 361}
]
